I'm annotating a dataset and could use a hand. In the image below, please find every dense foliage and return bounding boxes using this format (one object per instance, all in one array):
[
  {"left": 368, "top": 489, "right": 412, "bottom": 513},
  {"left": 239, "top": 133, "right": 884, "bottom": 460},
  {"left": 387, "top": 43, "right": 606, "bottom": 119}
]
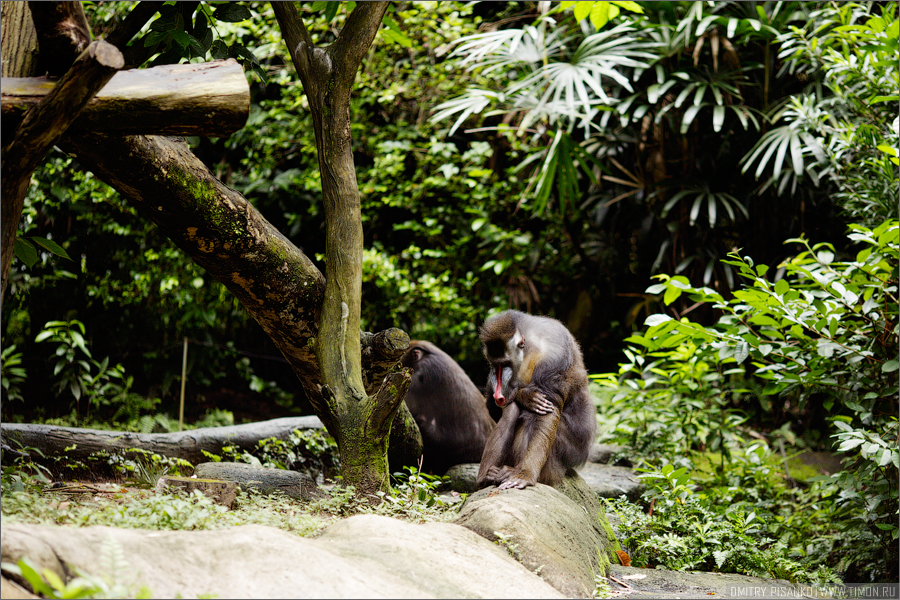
[{"left": 587, "top": 2, "right": 897, "bottom": 584}]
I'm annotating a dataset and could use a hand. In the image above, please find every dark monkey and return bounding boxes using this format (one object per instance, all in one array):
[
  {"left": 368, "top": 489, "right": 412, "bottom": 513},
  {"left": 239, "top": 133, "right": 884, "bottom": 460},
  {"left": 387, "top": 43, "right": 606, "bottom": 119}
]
[
  {"left": 476, "top": 310, "right": 596, "bottom": 490},
  {"left": 401, "top": 341, "right": 496, "bottom": 474}
]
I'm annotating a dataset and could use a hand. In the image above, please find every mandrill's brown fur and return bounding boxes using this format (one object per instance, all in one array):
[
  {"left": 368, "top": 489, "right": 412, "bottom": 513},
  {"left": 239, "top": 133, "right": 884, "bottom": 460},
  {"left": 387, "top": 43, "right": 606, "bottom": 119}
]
[
  {"left": 401, "top": 340, "right": 496, "bottom": 475},
  {"left": 476, "top": 310, "right": 596, "bottom": 490}
]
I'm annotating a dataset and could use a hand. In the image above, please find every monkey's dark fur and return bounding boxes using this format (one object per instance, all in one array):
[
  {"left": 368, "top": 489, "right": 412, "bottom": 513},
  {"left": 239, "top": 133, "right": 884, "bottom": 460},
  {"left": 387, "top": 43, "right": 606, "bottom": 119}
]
[
  {"left": 476, "top": 310, "right": 596, "bottom": 490},
  {"left": 401, "top": 340, "right": 496, "bottom": 475}
]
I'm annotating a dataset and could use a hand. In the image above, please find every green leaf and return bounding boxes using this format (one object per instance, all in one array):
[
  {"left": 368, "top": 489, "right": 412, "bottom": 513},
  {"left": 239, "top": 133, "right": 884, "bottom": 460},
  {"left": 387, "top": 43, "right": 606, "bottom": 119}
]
[
  {"left": 212, "top": 3, "right": 251, "bottom": 23},
  {"left": 734, "top": 341, "right": 750, "bottom": 364},
  {"left": 773, "top": 278, "right": 789, "bottom": 295},
  {"left": 590, "top": 2, "right": 611, "bottom": 29},
  {"left": 29, "top": 237, "right": 72, "bottom": 261},
  {"left": 645, "top": 314, "right": 673, "bottom": 327},
  {"left": 324, "top": 1, "right": 339, "bottom": 21},
  {"left": 837, "top": 438, "right": 864, "bottom": 452},
  {"left": 574, "top": 1, "right": 592, "bottom": 22},
  {"left": 13, "top": 238, "right": 38, "bottom": 268},
  {"left": 210, "top": 39, "right": 229, "bottom": 60},
  {"left": 382, "top": 14, "right": 412, "bottom": 48},
  {"left": 663, "top": 285, "right": 682, "bottom": 305},
  {"left": 882, "top": 359, "right": 899, "bottom": 373}
]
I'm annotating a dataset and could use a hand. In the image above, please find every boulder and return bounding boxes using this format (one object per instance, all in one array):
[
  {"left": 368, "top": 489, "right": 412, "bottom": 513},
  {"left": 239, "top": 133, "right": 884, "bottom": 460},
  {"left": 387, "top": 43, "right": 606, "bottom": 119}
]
[
  {"left": 1, "top": 517, "right": 563, "bottom": 599},
  {"left": 443, "top": 461, "right": 645, "bottom": 501},
  {"left": 578, "top": 462, "right": 645, "bottom": 500},
  {"left": 588, "top": 442, "right": 632, "bottom": 466},
  {"left": 454, "top": 474, "right": 620, "bottom": 598}
]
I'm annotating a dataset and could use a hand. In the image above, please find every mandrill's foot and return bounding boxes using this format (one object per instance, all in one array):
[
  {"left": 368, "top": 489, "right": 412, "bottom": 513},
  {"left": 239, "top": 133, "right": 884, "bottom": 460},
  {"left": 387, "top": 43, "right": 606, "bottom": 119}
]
[
  {"left": 484, "top": 465, "right": 516, "bottom": 484},
  {"left": 496, "top": 468, "right": 536, "bottom": 490}
]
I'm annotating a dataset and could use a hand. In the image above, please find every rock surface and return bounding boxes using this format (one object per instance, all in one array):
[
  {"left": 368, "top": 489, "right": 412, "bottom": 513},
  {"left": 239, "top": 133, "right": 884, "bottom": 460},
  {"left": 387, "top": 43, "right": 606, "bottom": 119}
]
[
  {"left": 1, "top": 517, "right": 564, "bottom": 599},
  {"left": 607, "top": 565, "right": 805, "bottom": 599},
  {"left": 443, "top": 459, "right": 645, "bottom": 500},
  {"left": 455, "top": 475, "right": 619, "bottom": 598},
  {"left": 578, "top": 462, "right": 646, "bottom": 500}
]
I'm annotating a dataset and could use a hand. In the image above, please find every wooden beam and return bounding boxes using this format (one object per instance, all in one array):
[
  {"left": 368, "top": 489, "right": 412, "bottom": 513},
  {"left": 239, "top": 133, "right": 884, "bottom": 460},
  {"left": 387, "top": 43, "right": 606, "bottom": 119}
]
[
  {"left": 2, "top": 58, "right": 250, "bottom": 136},
  {"left": 1, "top": 39, "right": 122, "bottom": 302}
]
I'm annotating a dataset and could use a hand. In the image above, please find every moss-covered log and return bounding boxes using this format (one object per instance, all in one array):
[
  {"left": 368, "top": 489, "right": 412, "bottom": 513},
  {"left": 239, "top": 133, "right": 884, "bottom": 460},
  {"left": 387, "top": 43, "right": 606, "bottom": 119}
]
[{"left": 60, "top": 132, "right": 330, "bottom": 420}]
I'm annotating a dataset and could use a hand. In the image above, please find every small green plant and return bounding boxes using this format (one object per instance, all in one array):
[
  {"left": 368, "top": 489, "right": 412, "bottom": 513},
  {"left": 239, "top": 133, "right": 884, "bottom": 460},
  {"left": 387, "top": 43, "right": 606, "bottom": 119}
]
[
  {"left": 35, "top": 320, "right": 152, "bottom": 423},
  {"left": 1, "top": 344, "right": 27, "bottom": 403},
  {"left": 217, "top": 429, "right": 340, "bottom": 481},
  {"left": 493, "top": 531, "right": 521, "bottom": 561},
  {"left": 379, "top": 464, "right": 447, "bottom": 512},
  {"left": 1, "top": 443, "right": 52, "bottom": 493},
  {"left": 2, "top": 557, "right": 101, "bottom": 599},
  {"left": 106, "top": 449, "right": 191, "bottom": 487}
]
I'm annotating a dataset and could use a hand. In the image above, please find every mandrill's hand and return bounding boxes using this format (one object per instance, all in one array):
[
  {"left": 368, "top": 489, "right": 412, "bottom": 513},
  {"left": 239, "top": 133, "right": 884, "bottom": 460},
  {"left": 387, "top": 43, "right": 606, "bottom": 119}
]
[{"left": 515, "top": 386, "right": 555, "bottom": 415}]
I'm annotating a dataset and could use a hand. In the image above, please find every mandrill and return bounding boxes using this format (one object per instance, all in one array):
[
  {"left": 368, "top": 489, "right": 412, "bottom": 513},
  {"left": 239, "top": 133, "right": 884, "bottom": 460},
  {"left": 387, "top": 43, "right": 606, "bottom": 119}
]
[
  {"left": 476, "top": 310, "right": 596, "bottom": 490},
  {"left": 401, "top": 340, "right": 495, "bottom": 475}
]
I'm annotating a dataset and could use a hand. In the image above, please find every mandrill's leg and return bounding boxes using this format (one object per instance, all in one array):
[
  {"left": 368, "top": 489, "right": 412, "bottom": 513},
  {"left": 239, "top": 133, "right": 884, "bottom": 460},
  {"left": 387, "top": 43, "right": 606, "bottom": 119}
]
[
  {"left": 497, "top": 407, "right": 561, "bottom": 490},
  {"left": 476, "top": 402, "right": 521, "bottom": 489}
]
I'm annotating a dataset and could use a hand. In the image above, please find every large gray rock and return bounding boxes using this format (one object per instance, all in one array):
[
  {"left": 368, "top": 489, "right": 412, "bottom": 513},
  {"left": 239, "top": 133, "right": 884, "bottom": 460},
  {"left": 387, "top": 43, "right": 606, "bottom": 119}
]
[
  {"left": 454, "top": 474, "right": 620, "bottom": 598},
  {"left": 588, "top": 442, "right": 632, "bottom": 465},
  {"left": 1, "top": 517, "right": 564, "bottom": 599},
  {"left": 578, "top": 462, "right": 645, "bottom": 500}
]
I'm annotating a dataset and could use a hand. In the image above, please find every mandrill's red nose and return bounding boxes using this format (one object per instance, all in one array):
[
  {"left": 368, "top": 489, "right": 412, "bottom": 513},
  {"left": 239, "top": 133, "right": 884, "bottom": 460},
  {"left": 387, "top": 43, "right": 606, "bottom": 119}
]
[{"left": 493, "top": 365, "right": 506, "bottom": 406}]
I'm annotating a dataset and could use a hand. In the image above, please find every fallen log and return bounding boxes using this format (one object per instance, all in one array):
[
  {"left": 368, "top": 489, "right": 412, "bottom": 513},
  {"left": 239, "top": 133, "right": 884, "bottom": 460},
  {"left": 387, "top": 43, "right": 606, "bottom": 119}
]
[{"left": 0, "top": 416, "right": 324, "bottom": 466}]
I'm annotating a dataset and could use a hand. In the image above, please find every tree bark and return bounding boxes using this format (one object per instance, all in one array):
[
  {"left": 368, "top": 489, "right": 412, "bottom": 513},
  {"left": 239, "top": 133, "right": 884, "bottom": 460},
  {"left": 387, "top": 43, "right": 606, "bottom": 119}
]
[
  {"left": 1, "top": 38, "right": 122, "bottom": 304},
  {"left": 272, "top": 1, "right": 409, "bottom": 499},
  {"left": 0, "top": 1, "right": 39, "bottom": 78},
  {"left": 2, "top": 59, "right": 249, "bottom": 135},
  {"left": 1, "top": 416, "right": 325, "bottom": 466}
]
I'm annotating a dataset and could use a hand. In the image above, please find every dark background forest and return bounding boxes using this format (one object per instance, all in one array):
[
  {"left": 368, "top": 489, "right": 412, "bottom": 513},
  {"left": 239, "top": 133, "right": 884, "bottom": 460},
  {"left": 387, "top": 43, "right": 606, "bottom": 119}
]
[{"left": 4, "top": 0, "right": 882, "bottom": 424}]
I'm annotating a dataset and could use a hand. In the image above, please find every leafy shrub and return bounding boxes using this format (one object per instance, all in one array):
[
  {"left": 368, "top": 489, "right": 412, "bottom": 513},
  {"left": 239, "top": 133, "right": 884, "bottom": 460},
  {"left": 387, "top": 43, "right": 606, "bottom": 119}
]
[{"left": 594, "top": 220, "right": 898, "bottom": 581}]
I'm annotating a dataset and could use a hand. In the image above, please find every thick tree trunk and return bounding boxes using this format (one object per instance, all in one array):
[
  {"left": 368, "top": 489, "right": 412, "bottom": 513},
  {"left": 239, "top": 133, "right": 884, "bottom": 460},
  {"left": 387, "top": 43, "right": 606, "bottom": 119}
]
[
  {"left": 273, "top": 1, "right": 409, "bottom": 499},
  {"left": 0, "top": 417, "right": 324, "bottom": 466},
  {"left": 0, "top": 1, "right": 39, "bottom": 79},
  {"left": 2, "top": 59, "right": 250, "bottom": 135}
]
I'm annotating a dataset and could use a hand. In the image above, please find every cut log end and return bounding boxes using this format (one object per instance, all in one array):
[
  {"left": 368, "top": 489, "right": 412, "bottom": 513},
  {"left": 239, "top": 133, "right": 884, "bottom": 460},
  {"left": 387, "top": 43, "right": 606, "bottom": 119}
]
[{"left": 89, "top": 39, "right": 125, "bottom": 70}]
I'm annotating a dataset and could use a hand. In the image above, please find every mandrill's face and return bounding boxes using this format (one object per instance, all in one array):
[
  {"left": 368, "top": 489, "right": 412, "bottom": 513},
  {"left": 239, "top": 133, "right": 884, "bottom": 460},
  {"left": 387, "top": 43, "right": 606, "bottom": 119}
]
[{"left": 484, "top": 329, "right": 527, "bottom": 407}]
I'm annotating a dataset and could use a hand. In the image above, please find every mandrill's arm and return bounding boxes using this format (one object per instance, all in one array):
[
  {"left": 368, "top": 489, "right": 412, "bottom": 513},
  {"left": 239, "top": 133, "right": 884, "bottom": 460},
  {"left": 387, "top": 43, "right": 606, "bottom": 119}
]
[{"left": 497, "top": 407, "right": 561, "bottom": 489}]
